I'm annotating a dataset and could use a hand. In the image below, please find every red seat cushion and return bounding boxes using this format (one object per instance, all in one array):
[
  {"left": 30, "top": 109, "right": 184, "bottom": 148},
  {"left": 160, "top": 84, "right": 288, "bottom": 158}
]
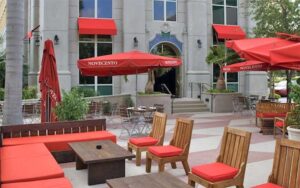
[
  {"left": 129, "top": 136, "right": 158, "bottom": 147},
  {"left": 148, "top": 145, "right": 183, "bottom": 157},
  {"left": 1, "top": 155, "right": 64, "bottom": 183},
  {"left": 2, "top": 177, "right": 72, "bottom": 188},
  {"left": 3, "top": 131, "right": 117, "bottom": 152},
  {"left": 0, "top": 143, "right": 50, "bottom": 160},
  {"left": 252, "top": 183, "right": 283, "bottom": 188},
  {"left": 191, "top": 162, "right": 238, "bottom": 182},
  {"left": 274, "top": 121, "right": 284, "bottom": 128},
  {"left": 256, "top": 112, "right": 286, "bottom": 118}
]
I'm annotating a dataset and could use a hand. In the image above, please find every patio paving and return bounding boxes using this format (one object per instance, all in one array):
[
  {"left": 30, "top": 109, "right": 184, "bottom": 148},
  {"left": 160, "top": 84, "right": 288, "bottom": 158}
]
[{"left": 60, "top": 112, "right": 275, "bottom": 188}]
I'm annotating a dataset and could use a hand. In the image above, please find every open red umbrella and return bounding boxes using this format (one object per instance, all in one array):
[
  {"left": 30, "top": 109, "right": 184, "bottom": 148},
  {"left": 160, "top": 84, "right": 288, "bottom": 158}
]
[
  {"left": 39, "top": 40, "right": 61, "bottom": 122},
  {"left": 77, "top": 50, "right": 182, "bottom": 76},
  {"left": 222, "top": 60, "right": 286, "bottom": 72}
]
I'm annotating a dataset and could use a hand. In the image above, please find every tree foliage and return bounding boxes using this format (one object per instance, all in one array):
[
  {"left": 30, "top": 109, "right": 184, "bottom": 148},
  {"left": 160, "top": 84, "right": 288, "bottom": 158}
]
[
  {"left": 249, "top": 0, "right": 300, "bottom": 37},
  {"left": 206, "top": 45, "right": 241, "bottom": 90}
]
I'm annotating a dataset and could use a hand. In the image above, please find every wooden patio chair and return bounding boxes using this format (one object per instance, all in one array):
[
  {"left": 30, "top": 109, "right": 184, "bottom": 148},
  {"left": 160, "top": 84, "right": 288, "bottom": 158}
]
[
  {"left": 273, "top": 113, "right": 290, "bottom": 139},
  {"left": 146, "top": 118, "right": 194, "bottom": 175},
  {"left": 252, "top": 139, "right": 300, "bottom": 188},
  {"left": 188, "top": 127, "right": 252, "bottom": 188},
  {"left": 127, "top": 112, "right": 167, "bottom": 166}
]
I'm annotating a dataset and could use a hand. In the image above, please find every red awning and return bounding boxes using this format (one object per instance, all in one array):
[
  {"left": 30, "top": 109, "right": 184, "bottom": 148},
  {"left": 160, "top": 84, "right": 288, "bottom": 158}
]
[
  {"left": 78, "top": 17, "right": 117, "bottom": 35},
  {"left": 212, "top": 24, "right": 246, "bottom": 40}
]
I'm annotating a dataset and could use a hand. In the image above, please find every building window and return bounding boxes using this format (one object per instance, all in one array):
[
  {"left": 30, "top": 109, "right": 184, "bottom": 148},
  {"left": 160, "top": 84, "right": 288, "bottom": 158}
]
[
  {"left": 212, "top": 0, "right": 237, "bottom": 25},
  {"left": 154, "top": 0, "right": 177, "bottom": 21},
  {"left": 79, "top": 35, "right": 113, "bottom": 95},
  {"left": 79, "top": 0, "right": 112, "bottom": 18},
  {"left": 212, "top": 0, "right": 238, "bottom": 91}
]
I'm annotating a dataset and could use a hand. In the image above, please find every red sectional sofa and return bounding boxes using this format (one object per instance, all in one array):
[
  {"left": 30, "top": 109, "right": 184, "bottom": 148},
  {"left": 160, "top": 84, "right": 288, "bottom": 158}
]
[{"left": 0, "top": 118, "right": 117, "bottom": 188}]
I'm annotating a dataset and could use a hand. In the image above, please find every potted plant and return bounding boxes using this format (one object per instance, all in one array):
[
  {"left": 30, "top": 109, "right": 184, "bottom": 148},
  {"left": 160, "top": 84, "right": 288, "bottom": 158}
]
[
  {"left": 205, "top": 44, "right": 242, "bottom": 112},
  {"left": 286, "top": 83, "right": 300, "bottom": 141}
]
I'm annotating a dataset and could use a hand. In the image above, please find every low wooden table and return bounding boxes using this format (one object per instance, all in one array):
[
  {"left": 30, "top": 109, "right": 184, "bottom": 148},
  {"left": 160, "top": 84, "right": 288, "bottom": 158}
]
[
  {"left": 106, "top": 172, "right": 193, "bottom": 188},
  {"left": 69, "top": 140, "right": 135, "bottom": 185}
]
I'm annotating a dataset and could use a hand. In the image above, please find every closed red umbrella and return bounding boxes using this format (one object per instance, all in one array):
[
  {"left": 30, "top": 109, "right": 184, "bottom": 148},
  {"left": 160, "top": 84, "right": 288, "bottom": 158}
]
[
  {"left": 77, "top": 50, "right": 182, "bottom": 76},
  {"left": 39, "top": 40, "right": 61, "bottom": 122}
]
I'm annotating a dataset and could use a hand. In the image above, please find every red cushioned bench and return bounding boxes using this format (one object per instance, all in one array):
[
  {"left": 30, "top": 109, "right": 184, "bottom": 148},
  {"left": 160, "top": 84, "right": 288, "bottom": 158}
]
[
  {"left": 1, "top": 144, "right": 64, "bottom": 184},
  {"left": 2, "top": 177, "right": 72, "bottom": 188},
  {"left": 0, "top": 119, "right": 116, "bottom": 163}
]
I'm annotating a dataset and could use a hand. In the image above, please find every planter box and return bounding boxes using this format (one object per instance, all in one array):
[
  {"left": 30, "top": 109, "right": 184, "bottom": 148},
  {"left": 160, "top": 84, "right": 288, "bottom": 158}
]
[
  {"left": 287, "top": 126, "right": 300, "bottom": 141},
  {"left": 136, "top": 94, "right": 172, "bottom": 114},
  {"left": 208, "top": 93, "right": 242, "bottom": 113}
]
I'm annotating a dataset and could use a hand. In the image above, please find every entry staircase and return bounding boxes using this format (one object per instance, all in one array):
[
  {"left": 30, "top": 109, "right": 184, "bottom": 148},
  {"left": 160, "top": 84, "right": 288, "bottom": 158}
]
[{"left": 172, "top": 98, "right": 209, "bottom": 113}]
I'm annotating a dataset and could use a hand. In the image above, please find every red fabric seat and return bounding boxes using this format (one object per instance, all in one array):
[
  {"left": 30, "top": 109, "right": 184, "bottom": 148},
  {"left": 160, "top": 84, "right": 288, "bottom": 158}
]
[
  {"left": 0, "top": 143, "right": 49, "bottom": 160},
  {"left": 252, "top": 183, "right": 283, "bottom": 188},
  {"left": 191, "top": 162, "right": 239, "bottom": 182},
  {"left": 129, "top": 136, "right": 158, "bottom": 147},
  {"left": 148, "top": 145, "right": 183, "bottom": 157},
  {"left": 256, "top": 112, "right": 286, "bottom": 118},
  {"left": 2, "top": 177, "right": 72, "bottom": 188},
  {"left": 3, "top": 131, "right": 116, "bottom": 152},
  {"left": 1, "top": 155, "right": 64, "bottom": 183},
  {"left": 274, "top": 121, "right": 284, "bottom": 128}
]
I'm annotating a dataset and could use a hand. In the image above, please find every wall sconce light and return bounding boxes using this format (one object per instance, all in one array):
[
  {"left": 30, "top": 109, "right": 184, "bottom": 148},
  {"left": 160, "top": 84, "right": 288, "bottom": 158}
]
[
  {"left": 197, "top": 39, "right": 202, "bottom": 48},
  {"left": 54, "top": 35, "right": 59, "bottom": 45},
  {"left": 133, "top": 37, "right": 138, "bottom": 47},
  {"left": 35, "top": 36, "right": 41, "bottom": 46}
]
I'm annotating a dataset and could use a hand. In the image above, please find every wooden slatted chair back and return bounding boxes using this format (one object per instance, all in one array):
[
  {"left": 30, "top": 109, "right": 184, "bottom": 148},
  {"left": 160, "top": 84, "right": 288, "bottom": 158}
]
[
  {"left": 149, "top": 112, "right": 167, "bottom": 145},
  {"left": 170, "top": 118, "right": 194, "bottom": 155},
  {"left": 218, "top": 127, "right": 252, "bottom": 169},
  {"left": 269, "top": 139, "right": 300, "bottom": 187}
]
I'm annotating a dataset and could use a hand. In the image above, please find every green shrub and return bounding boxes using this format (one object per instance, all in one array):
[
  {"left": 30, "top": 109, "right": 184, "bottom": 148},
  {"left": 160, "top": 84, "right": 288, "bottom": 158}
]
[
  {"left": 22, "top": 86, "right": 37, "bottom": 99},
  {"left": 273, "top": 93, "right": 281, "bottom": 100},
  {"left": 122, "top": 96, "right": 134, "bottom": 107},
  {"left": 0, "top": 88, "right": 4, "bottom": 101},
  {"left": 71, "top": 86, "right": 97, "bottom": 97},
  {"left": 287, "top": 84, "right": 300, "bottom": 129},
  {"left": 54, "top": 89, "right": 88, "bottom": 121}
]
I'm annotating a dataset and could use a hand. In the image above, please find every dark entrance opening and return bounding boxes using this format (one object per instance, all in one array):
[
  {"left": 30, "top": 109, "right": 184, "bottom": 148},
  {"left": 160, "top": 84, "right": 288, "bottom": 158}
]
[{"left": 150, "top": 43, "right": 181, "bottom": 97}]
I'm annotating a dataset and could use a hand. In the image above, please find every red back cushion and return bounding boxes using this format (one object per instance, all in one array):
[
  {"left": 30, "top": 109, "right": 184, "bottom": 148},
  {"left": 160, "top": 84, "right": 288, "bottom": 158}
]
[{"left": 2, "top": 177, "right": 72, "bottom": 188}]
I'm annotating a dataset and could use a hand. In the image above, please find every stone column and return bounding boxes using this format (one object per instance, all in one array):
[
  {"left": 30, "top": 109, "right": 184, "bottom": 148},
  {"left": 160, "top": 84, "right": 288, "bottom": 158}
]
[
  {"left": 121, "top": 0, "right": 146, "bottom": 99},
  {"left": 39, "top": 0, "right": 71, "bottom": 91},
  {"left": 186, "top": 0, "right": 210, "bottom": 98}
]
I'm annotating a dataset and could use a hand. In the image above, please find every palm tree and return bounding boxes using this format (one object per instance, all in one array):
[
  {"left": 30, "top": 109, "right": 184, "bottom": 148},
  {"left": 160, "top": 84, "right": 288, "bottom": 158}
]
[
  {"left": 206, "top": 44, "right": 241, "bottom": 90},
  {"left": 3, "top": 0, "right": 24, "bottom": 125}
]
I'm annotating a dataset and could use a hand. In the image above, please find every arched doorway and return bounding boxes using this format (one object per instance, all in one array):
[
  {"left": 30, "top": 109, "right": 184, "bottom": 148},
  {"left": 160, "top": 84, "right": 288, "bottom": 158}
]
[{"left": 150, "top": 42, "right": 181, "bottom": 97}]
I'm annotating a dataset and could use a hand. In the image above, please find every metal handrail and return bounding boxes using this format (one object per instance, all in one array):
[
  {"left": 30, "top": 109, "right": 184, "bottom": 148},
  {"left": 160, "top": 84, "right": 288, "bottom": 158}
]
[
  {"left": 161, "top": 84, "right": 175, "bottom": 114},
  {"left": 188, "top": 82, "right": 212, "bottom": 99}
]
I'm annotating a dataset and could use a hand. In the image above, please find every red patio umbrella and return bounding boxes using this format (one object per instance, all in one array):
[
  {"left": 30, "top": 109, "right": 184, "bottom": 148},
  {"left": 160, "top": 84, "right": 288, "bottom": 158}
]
[
  {"left": 270, "top": 43, "right": 300, "bottom": 65},
  {"left": 39, "top": 40, "right": 61, "bottom": 122},
  {"left": 222, "top": 60, "right": 286, "bottom": 72},
  {"left": 226, "top": 37, "right": 296, "bottom": 63},
  {"left": 77, "top": 50, "right": 182, "bottom": 77}
]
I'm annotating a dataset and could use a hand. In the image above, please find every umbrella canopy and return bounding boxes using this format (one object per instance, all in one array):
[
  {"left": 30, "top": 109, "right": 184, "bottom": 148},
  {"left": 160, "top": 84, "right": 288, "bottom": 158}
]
[
  {"left": 226, "top": 37, "right": 296, "bottom": 63},
  {"left": 270, "top": 43, "right": 300, "bottom": 65},
  {"left": 39, "top": 40, "right": 61, "bottom": 122},
  {"left": 77, "top": 50, "right": 182, "bottom": 76},
  {"left": 222, "top": 61, "right": 285, "bottom": 72}
]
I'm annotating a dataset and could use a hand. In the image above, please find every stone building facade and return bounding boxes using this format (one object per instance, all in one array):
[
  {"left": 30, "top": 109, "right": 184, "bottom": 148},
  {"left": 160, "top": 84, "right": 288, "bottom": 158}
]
[{"left": 24, "top": 0, "right": 268, "bottom": 98}]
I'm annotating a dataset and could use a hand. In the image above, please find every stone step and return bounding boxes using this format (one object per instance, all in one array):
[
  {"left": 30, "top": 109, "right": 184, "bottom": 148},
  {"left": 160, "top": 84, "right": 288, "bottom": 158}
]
[
  {"left": 172, "top": 98, "right": 209, "bottom": 113},
  {"left": 172, "top": 107, "right": 209, "bottom": 113}
]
